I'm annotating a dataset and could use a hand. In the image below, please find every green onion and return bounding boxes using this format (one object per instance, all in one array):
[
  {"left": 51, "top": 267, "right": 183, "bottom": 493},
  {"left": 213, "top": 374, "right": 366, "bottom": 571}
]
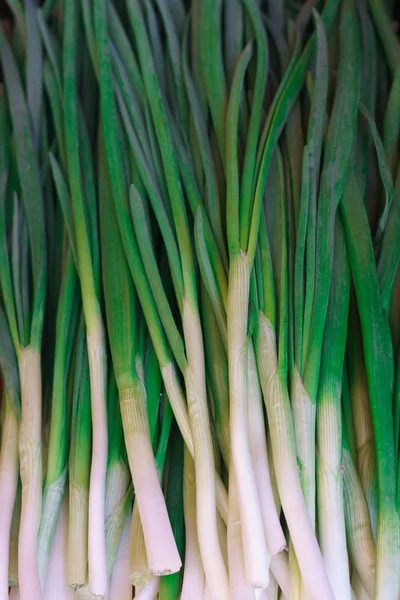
[
  {"left": 0, "top": 389, "right": 19, "bottom": 597},
  {"left": 99, "top": 130, "right": 181, "bottom": 577},
  {"left": 1, "top": 1, "right": 400, "bottom": 597},
  {"left": 38, "top": 248, "right": 79, "bottom": 586},
  {"left": 0, "top": 19, "right": 46, "bottom": 600},
  {"left": 67, "top": 316, "right": 91, "bottom": 589},
  {"left": 316, "top": 217, "right": 351, "bottom": 598},
  {"left": 63, "top": 1, "right": 108, "bottom": 592},
  {"left": 342, "top": 173, "right": 400, "bottom": 599}
]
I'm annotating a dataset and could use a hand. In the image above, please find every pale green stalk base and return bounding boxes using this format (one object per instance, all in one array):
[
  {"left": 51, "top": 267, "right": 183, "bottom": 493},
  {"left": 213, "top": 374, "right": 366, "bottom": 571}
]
[
  {"left": 160, "top": 362, "right": 193, "bottom": 455},
  {"left": 248, "top": 342, "right": 286, "bottom": 557},
  {"left": 135, "top": 576, "right": 160, "bottom": 599},
  {"left": 8, "top": 485, "right": 21, "bottom": 587},
  {"left": 228, "top": 253, "right": 269, "bottom": 588},
  {"left": 358, "top": 442, "right": 377, "bottom": 540},
  {"left": 129, "top": 503, "right": 149, "bottom": 586},
  {"left": 75, "top": 479, "right": 132, "bottom": 600},
  {"left": 161, "top": 363, "right": 228, "bottom": 524},
  {"left": 38, "top": 468, "right": 68, "bottom": 587},
  {"left": 217, "top": 512, "right": 228, "bottom": 570},
  {"left": 161, "top": 363, "right": 228, "bottom": 523},
  {"left": 317, "top": 397, "right": 351, "bottom": 600},
  {"left": 42, "top": 430, "right": 49, "bottom": 486},
  {"left": 43, "top": 496, "right": 73, "bottom": 600},
  {"left": 288, "top": 541, "right": 302, "bottom": 600},
  {"left": 351, "top": 572, "right": 371, "bottom": 600},
  {"left": 256, "top": 314, "right": 334, "bottom": 600},
  {"left": 264, "top": 575, "right": 279, "bottom": 600},
  {"left": 0, "top": 393, "right": 18, "bottom": 600},
  {"left": 181, "top": 448, "right": 205, "bottom": 600},
  {"left": 374, "top": 509, "right": 400, "bottom": 600},
  {"left": 105, "top": 509, "right": 132, "bottom": 600},
  {"left": 104, "top": 484, "right": 133, "bottom": 577},
  {"left": 183, "top": 296, "right": 229, "bottom": 600},
  {"left": 119, "top": 365, "right": 181, "bottom": 576},
  {"left": 67, "top": 483, "right": 89, "bottom": 588},
  {"left": 88, "top": 459, "right": 132, "bottom": 598},
  {"left": 291, "top": 370, "right": 316, "bottom": 600},
  {"left": 105, "top": 460, "right": 130, "bottom": 521},
  {"left": 350, "top": 365, "right": 378, "bottom": 538},
  {"left": 292, "top": 368, "right": 316, "bottom": 529},
  {"left": 267, "top": 436, "right": 280, "bottom": 515},
  {"left": 227, "top": 462, "right": 256, "bottom": 600},
  {"left": 86, "top": 330, "right": 108, "bottom": 597},
  {"left": 18, "top": 346, "right": 42, "bottom": 600},
  {"left": 270, "top": 553, "right": 290, "bottom": 599},
  {"left": 342, "top": 446, "right": 375, "bottom": 598}
]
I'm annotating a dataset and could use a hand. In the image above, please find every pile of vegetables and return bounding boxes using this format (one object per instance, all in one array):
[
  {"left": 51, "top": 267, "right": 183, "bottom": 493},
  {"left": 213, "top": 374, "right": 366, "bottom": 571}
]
[{"left": 0, "top": 0, "right": 399, "bottom": 598}]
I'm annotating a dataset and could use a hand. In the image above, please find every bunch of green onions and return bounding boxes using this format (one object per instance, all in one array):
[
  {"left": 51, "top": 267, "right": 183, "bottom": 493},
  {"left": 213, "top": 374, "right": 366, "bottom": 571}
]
[{"left": 0, "top": 0, "right": 400, "bottom": 599}]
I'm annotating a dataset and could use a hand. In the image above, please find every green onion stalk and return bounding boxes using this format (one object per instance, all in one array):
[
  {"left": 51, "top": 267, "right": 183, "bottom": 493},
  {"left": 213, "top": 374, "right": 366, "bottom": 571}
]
[
  {"left": 354, "top": 0, "right": 376, "bottom": 199},
  {"left": 290, "top": 8, "right": 328, "bottom": 545},
  {"left": 199, "top": 289, "right": 230, "bottom": 470},
  {"left": 159, "top": 424, "right": 185, "bottom": 600},
  {"left": 106, "top": 507, "right": 132, "bottom": 600},
  {"left": 263, "top": 575, "right": 279, "bottom": 600},
  {"left": 180, "top": 447, "right": 205, "bottom": 599},
  {"left": 352, "top": 576, "right": 372, "bottom": 600},
  {"left": 14, "top": 173, "right": 44, "bottom": 600},
  {"left": 254, "top": 148, "right": 332, "bottom": 599},
  {"left": 233, "top": 0, "right": 341, "bottom": 594},
  {"left": 94, "top": 2, "right": 229, "bottom": 597},
  {"left": 130, "top": 391, "right": 173, "bottom": 596},
  {"left": 227, "top": 460, "right": 255, "bottom": 600},
  {"left": 0, "top": 26, "right": 47, "bottom": 600},
  {"left": 179, "top": 291, "right": 229, "bottom": 599},
  {"left": 383, "top": 68, "right": 400, "bottom": 178},
  {"left": 342, "top": 375, "right": 375, "bottom": 600},
  {"left": 8, "top": 485, "right": 21, "bottom": 589},
  {"left": 342, "top": 422, "right": 375, "bottom": 598},
  {"left": 129, "top": 505, "right": 148, "bottom": 588},
  {"left": 225, "top": 34, "right": 270, "bottom": 589},
  {"left": 126, "top": 0, "right": 228, "bottom": 589},
  {"left": 38, "top": 248, "right": 79, "bottom": 587},
  {"left": 42, "top": 495, "right": 73, "bottom": 600},
  {"left": 130, "top": 388, "right": 174, "bottom": 589},
  {"left": 341, "top": 173, "right": 400, "bottom": 599},
  {"left": 247, "top": 341, "right": 289, "bottom": 594},
  {"left": 347, "top": 312, "right": 378, "bottom": 538},
  {"left": 75, "top": 488, "right": 134, "bottom": 600},
  {"left": 292, "top": 0, "right": 360, "bottom": 567},
  {"left": 189, "top": 5, "right": 287, "bottom": 584},
  {"left": 67, "top": 318, "right": 91, "bottom": 589},
  {"left": 368, "top": 0, "right": 400, "bottom": 76},
  {"left": 0, "top": 390, "right": 19, "bottom": 599},
  {"left": 0, "top": 275, "right": 20, "bottom": 599},
  {"left": 74, "top": 374, "right": 133, "bottom": 600},
  {"left": 316, "top": 217, "right": 351, "bottom": 599},
  {"left": 247, "top": 340, "right": 288, "bottom": 564},
  {"left": 63, "top": 1, "right": 108, "bottom": 593},
  {"left": 99, "top": 132, "right": 181, "bottom": 578},
  {"left": 135, "top": 576, "right": 160, "bottom": 600},
  {"left": 95, "top": 0, "right": 229, "bottom": 528}
]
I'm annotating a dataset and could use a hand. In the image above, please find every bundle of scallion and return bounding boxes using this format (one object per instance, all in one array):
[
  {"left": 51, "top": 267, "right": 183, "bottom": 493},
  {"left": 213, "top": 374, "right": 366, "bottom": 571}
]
[{"left": 0, "top": 0, "right": 400, "bottom": 599}]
